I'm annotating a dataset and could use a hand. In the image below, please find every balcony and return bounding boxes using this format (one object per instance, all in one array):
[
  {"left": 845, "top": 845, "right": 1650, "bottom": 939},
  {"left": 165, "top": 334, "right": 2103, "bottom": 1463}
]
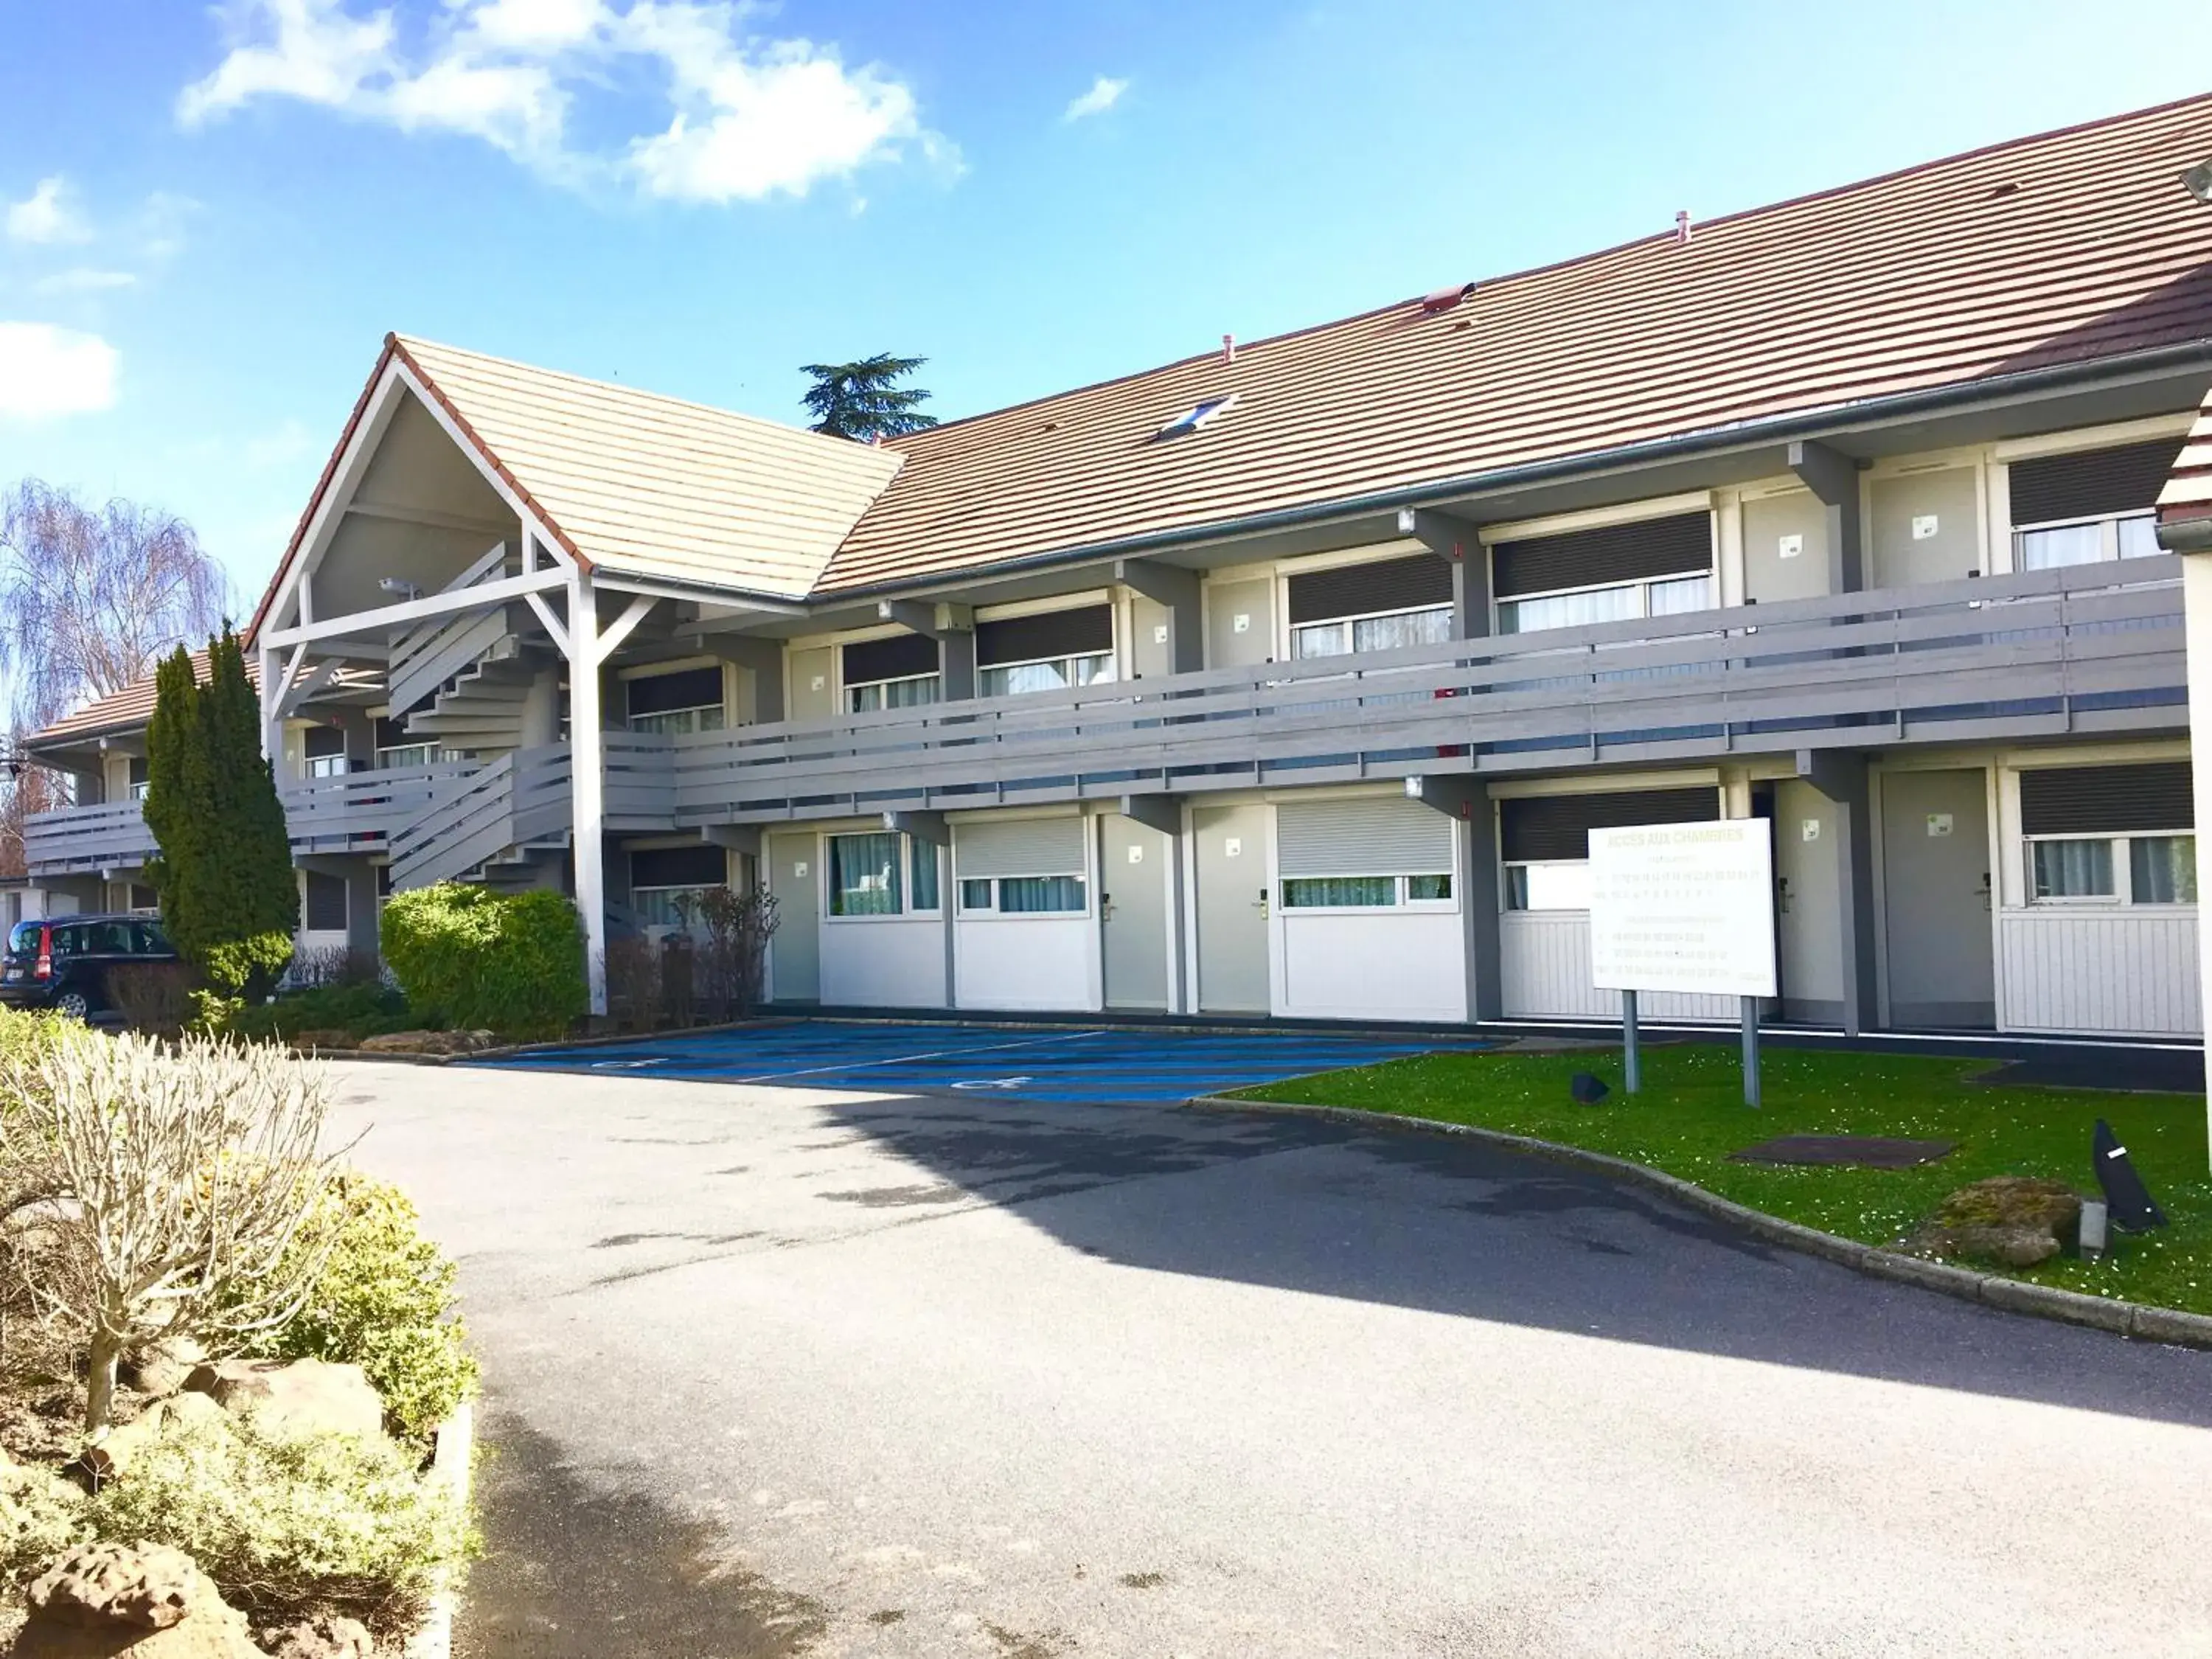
[
  {"left": 24, "top": 760, "right": 478, "bottom": 879},
  {"left": 668, "top": 558, "right": 2188, "bottom": 825}
]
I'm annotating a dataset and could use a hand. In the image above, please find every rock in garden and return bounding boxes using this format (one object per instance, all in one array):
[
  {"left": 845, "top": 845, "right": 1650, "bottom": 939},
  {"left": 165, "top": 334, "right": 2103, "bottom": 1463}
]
[
  {"left": 355, "top": 1029, "right": 495, "bottom": 1056},
  {"left": 15, "top": 1542, "right": 258, "bottom": 1657},
  {"left": 181, "top": 1357, "right": 385, "bottom": 1443},
  {"left": 122, "top": 1335, "right": 210, "bottom": 1398},
  {"left": 77, "top": 1390, "right": 229, "bottom": 1484},
  {"left": 1906, "top": 1175, "right": 2083, "bottom": 1267},
  {"left": 258, "top": 1615, "right": 375, "bottom": 1659}
]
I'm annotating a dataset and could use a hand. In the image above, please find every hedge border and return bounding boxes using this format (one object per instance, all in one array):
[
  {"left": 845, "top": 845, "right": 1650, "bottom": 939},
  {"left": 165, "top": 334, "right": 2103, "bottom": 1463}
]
[{"left": 1186, "top": 1095, "right": 2212, "bottom": 1350}]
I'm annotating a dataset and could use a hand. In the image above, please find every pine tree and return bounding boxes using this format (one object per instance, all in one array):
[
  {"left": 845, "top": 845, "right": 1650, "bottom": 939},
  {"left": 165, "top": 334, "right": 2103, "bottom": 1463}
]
[
  {"left": 142, "top": 627, "right": 298, "bottom": 996},
  {"left": 799, "top": 354, "right": 938, "bottom": 442}
]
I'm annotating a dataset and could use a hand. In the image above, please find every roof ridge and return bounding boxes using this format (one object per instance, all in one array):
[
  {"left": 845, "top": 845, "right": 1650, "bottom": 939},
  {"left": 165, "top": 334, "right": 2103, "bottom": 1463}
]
[
  {"left": 887, "top": 91, "right": 2212, "bottom": 452},
  {"left": 389, "top": 331, "right": 870, "bottom": 456}
]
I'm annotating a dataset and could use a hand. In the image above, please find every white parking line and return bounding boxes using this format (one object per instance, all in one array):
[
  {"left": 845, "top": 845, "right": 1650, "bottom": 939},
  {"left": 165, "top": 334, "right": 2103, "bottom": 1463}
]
[{"left": 726, "top": 1028, "right": 1102, "bottom": 1086}]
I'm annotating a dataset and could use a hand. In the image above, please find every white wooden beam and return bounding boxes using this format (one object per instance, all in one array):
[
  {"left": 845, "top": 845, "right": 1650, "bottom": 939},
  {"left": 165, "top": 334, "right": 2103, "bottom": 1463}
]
[
  {"left": 274, "top": 660, "right": 341, "bottom": 721},
  {"left": 525, "top": 591, "right": 570, "bottom": 657},
  {"left": 568, "top": 570, "right": 608, "bottom": 1018},
  {"left": 260, "top": 567, "right": 566, "bottom": 649},
  {"left": 591, "top": 595, "right": 656, "bottom": 667}
]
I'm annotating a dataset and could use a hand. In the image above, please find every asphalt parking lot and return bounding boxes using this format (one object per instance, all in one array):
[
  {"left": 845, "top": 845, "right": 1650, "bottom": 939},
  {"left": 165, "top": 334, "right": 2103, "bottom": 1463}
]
[
  {"left": 330, "top": 1060, "right": 2212, "bottom": 1659},
  {"left": 476, "top": 1018, "right": 1482, "bottom": 1102}
]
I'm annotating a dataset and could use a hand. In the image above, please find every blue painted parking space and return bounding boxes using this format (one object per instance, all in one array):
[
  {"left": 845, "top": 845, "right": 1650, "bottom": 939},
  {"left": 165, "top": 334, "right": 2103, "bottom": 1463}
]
[{"left": 472, "top": 1020, "right": 1484, "bottom": 1104}]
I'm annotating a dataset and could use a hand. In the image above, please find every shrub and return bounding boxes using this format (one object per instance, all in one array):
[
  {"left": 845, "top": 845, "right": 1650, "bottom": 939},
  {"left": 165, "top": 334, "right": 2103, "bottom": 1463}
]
[
  {"left": 85, "top": 1412, "right": 476, "bottom": 1637},
  {"left": 0, "top": 1458, "right": 90, "bottom": 1588},
  {"left": 381, "top": 884, "right": 585, "bottom": 1040},
  {"left": 284, "top": 945, "right": 386, "bottom": 991},
  {"left": 228, "top": 983, "right": 427, "bottom": 1048},
  {"left": 202, "top": 931, "right": 297, "bottom": 1000},
  {"left": 241, "top": 1175, "right": 478, "bottom": 1447},
  {"left": 604, "top": 933, "right": 663, "bottom": 1031},
  {"left": 0, "top": 1032, "right": 338, "bottom": 1431},
  {"left": 689, "top": 885, "right": 777, "bottom": 1021}
]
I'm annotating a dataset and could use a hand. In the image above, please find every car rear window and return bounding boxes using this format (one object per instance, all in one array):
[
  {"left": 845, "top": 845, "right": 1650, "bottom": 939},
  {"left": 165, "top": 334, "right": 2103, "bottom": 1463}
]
[
  {"left": 4, "top": 921, "right": 40, "bottom": 957},
  {"left": 133, "top": 922, "right": 172, "bottom": 955}
]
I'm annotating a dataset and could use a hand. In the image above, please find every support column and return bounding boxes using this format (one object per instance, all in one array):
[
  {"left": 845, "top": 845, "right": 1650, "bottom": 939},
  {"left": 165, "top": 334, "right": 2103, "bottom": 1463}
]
[
  {"left": 1797, "top": 748, "right": 1878, "bottom": 1036},
  {"left": 1115, "top": 560, "right": 1203, "bottom": 672},
  {"left": 1398, "top": 508, "right": 1490, "bottom": 639},
  {"left": 568, "top": 573, "right": 608, "bottom": 1016},
  {"left": 877, "top": 599, "right": 977, "bottom": 700},
  {"left": 1405, "top": 774, "right": 1500, "bottom": 1023},
  {"left": 518, "top": 662, "right": 563, "bottom": 749},
  {"left": 1788, "top": 439, "right": 1865, "bottom": 594}
]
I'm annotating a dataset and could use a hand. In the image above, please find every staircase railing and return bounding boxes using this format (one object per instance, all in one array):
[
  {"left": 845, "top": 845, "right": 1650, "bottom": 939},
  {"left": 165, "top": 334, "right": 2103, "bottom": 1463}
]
[
  {"left": 386, "top": 543, "right": 513, "bottom": 717},
  {"left": 386, "top": 742, "right": 573, "bottom": 890}
]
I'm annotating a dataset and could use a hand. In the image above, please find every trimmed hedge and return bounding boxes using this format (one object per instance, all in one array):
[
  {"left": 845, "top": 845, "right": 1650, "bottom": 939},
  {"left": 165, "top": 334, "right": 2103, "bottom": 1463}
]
[{"left": 380, "top": 884, "right": 585, "bottom": 1040}]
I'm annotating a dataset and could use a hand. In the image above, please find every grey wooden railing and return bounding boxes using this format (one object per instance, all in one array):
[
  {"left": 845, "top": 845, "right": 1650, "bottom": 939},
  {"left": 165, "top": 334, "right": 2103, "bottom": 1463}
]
[{"left": 664, "top": 559, "right": 2188, "bottom": 824}]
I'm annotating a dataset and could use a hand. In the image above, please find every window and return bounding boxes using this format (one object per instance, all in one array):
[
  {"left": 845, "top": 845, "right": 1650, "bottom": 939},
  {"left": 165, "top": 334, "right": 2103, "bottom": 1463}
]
[
  {"left": 828, "top": 832, "right": 902, "bottom": 917},
  {"left": 1293, "top": 608, "right": 1453, "bottom": 660},
  {"left": 962, "top": 876, "right": 1085, "bottom": 912},
  {"left": 1286, "top": 557, "right": 1457, "bottom": 659},
  {"left": 909, "top": 838, "right": 940, "bottom": 911},
  {"left": 127, "top": 883, "right": 159, "bottom": 914},
  {"left": 126, "top": 757, "right": 149, "bottom": 801},
  {"left": 1157, "top": 394, "right": 1236, "bottom": 439},
  {"left": 1498, "top": 572, "right": 1712, "bottom": 635},
  {"left": 2010, "top": 439, "right": 2183, "bottom": 571},
  {"left": 625, "top": 666, "right": 726, "bottom": 736},
  {"left": 2020, "top": 761, "right": 2195, "bottom": 907},
  {"left": 1274, "top": 798, "right": 1455, "bottom": 911},
  {"left": 1504, "top": 862, "right": 1594, "bottom": 911},
  {"left": 630, "top": 844, "right": 728, "bottom": 933},
  {"left": 375, "top": 716, "right": 453, "bottom": 771},
  {"left": 302, "top": 726, "right": 348, "bottom": 779},
  {"left": 843, "top": 634, "right": 942, "bottom": 713},
  {"left": 1491, "top": 512, "right": 1714, "bottom": 636},
  {"left": 302, "top": 870, "right": 349, "bottom": 932},
  {"left": 976, "top": 606, "right": 1114, "bottom": 699}
]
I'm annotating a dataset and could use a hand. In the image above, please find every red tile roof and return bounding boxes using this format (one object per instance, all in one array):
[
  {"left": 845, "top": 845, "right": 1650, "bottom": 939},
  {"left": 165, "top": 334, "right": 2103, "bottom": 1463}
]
[{"left": 822, "top": 93, "right": 2212, "bottom": 592}]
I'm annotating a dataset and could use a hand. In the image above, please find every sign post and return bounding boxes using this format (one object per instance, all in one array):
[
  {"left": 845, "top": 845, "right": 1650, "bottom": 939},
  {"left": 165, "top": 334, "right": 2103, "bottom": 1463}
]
[
  {"left": 1621, "top": 989, "right": 1641, "bottom": 1094},
  {"left": 1590, "top": 818, "right": 1777, "bottom": 1107}
]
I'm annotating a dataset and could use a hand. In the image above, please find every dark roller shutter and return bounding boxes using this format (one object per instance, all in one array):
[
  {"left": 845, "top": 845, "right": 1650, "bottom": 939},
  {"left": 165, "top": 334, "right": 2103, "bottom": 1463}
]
[
  {"left": 1500, "top": 787, "right": 1719, "bottom": 862},
  {"left": 1286, "top": 554, "right": 1454, "bottom": 625},
  {"left": 1492, "top": 512, "right": 1712, "bottom": 599},
  {"left": 842, "top": 633, "right": 939, "bottom": 684},
  {"left": 374, "top": 716, "right": 411, "bottom": 749},
  {"left": 625, "top": 666, "right": 723, "bottom": 717},
  {"left": 2008, "top": 439, "right": 2184, "bottom": 526},
  {"left": 630, "top": 845, "right": 728, "bottom": 888},
  {"left": 303, "top": 871, "right": 348, "bottom": 931},
  {"left": 2018, "top": 763, "right": 2193, "bottom": 835},
  {"left": 976, "top": 604, "right": 1113, "bottom": 667},
  {"left": 302, "top": 726, "right": 346, "bottom": 759}
]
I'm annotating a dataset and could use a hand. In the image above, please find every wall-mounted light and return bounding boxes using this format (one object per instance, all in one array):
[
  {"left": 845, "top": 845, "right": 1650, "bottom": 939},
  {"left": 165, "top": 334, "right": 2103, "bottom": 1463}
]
[{"left": 378, "top": 577, "right": 422, "bottom": 601}]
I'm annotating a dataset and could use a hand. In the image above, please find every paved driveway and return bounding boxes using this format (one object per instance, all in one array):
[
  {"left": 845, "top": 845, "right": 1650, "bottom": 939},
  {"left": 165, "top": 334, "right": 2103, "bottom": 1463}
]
[
  {"left": 476, "top": 1020, "right": 1481, "bottom": 1103},
  {"left": 327, "top": 1062, "right": 2212, "bottom": 1659}
]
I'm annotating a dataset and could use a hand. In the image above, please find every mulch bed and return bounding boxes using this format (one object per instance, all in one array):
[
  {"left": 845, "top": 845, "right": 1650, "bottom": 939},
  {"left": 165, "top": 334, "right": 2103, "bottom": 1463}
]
[{"left": 1728, "top": 1134, "right": 1956, "bottom": 1169}]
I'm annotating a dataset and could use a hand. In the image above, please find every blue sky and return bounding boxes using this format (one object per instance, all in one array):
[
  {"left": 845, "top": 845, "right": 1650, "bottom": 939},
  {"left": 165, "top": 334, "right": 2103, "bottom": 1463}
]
[{"left": 2, "top": 0, "right": 2209, "bottom": 610}]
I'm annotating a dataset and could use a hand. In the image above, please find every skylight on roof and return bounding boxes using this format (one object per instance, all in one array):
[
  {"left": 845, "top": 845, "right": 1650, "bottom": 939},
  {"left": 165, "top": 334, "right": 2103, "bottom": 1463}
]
[{"left": 1156, "top": 394, "right": 1238, "bottom": 439}]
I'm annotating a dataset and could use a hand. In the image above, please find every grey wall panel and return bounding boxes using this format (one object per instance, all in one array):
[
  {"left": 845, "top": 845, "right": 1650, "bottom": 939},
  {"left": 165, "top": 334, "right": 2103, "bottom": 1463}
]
[
  {"left": 1879, "top": 768, "right": 1994, "bottom": 1027},
  {"left": 1206, "top": 577, "right": 1275, "bottom": 668},
  {"left": 1869, "top": 468, "right": 1980, "bottom": 587},
  {"left": 767, "top": 830, "right": 818, "bottom": 1001},
  {"left": 1102, "top": 815, "right": 1171, "bottom": 1010},
  {"left": 1997, "top": 910, "right": 2201, "bottom": 1036},
  {"left": 1742, "top": 493, "right": 1832, "bottom": 605}
]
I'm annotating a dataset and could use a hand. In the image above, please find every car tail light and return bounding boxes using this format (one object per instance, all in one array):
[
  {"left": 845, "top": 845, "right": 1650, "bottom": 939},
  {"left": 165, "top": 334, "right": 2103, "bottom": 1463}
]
[{"left": 32, "top": 925, "right": 51, "bottom": 981}]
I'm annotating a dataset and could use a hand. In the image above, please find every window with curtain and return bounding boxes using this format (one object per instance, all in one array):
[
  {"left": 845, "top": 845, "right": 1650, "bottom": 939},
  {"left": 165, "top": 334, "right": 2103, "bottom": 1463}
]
[
  {"left": 1292, "top": 606, "right": 1453, "bottom": 660},
  {"left": 979, "top": 654, "right": 1114, "bottom": 698},
  {"left": 908, "top": 838, "right": 940, "bottom": 911},
  {"left": 2030, "top": 838, "right": 2114, "bottom": 900},
  {"left": 995, "top": 875, "right": 1087, "bottom": 913},
  {"left": 849, "top": 675, "right": 941, "bottom": 713},
  {"left": 2009, "top": 439, "right": 2180, "bottom": 571},
  {"left": 625, "top": 666, "right": 726, "bottom": 736},
  {"left": 827, "top": 832, "right": 903, "bottom": 916}
]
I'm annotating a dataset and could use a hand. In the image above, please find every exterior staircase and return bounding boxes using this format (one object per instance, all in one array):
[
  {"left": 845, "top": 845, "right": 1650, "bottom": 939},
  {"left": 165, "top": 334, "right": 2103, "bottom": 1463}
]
[{"left": 388, "top": 744, "right": 573, "bottom": 890}]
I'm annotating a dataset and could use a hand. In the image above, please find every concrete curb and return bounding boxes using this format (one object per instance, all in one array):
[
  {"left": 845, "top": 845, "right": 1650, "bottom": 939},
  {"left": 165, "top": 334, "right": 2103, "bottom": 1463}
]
[
  {"left": 1186, "top": 1095, "right": 2212, "bottom": 1350},
  {"left": 402, "top": 1400, "right": 475, "bottom": 1659}
]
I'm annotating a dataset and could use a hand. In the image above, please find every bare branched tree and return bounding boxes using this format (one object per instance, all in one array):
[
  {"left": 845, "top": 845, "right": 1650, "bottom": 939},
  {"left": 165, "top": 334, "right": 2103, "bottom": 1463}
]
[
  {"left": 0, "top": 739, "right": 68, "bottom": 877},
  {"left": 0, "top": 480, "right": 228, "bottom": 733},
  {"left": 0, "top": 1032, "right": 344, "bottom": 1433}
]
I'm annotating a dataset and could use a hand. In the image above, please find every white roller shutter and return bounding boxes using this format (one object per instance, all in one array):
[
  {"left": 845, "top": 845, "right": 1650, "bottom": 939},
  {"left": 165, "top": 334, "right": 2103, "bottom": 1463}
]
[
  {"left": 954, "top": 816, "right": 1088, "bottom": 879},
  {"left": 1277, "top": 796, "right": 1452, "bottom": 877}
]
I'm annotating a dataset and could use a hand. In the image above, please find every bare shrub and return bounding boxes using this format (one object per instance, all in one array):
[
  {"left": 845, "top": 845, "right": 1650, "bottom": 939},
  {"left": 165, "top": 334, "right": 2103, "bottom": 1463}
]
[
  {"left": 688, "top": 886, "right": 778, "bottom": 1022},
  {"left": 602, "top": 935, "right": 661, "bottom": 1031},
  {"left": 0, "top": 1032, "right": 345, "bottom": 1433},
  {"left": 107, "top": 961, "right": 200, "bottom": 1035},
  {"left": 283, "top": 945, "right": 383, "bottom": 992}
]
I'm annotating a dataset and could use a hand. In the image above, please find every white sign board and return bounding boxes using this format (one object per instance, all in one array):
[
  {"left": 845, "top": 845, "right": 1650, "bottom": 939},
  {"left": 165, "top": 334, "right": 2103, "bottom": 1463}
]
[{"left": 1589, "top": 818, "right": 1776, "bottom": 999}]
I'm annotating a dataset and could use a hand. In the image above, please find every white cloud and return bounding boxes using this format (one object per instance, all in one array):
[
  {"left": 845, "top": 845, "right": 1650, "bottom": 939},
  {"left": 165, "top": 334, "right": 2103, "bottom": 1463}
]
[
  {"left": 176, "top": 0, "right": 397, "bottom": 127},
  {"left": 175, "top": 0, "right": 938, "bottom": 202},
  {"left": 6, "top": 177, "right": 92, "bottom": 245},
  {"left": 1062, "top": 74, "right": 1127, "bottom": 123},
  {"left": 0, "top": 323, "right": 119, "bottom": 420},
  {"left": 30, "top": 268, "right": 139, "bottom": 296}
]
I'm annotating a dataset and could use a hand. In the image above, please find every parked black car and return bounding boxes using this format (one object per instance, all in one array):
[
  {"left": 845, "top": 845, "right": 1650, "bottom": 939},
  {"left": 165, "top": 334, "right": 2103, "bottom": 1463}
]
[{"left": 0, "top": 914, "right": 178, "bottom": 1020}]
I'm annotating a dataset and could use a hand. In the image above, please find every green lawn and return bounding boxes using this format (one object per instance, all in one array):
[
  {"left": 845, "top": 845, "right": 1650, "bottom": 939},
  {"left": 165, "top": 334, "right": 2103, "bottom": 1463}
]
[{"left": 1233, "top": 1043, "right": 2212, "bottom": 1317}]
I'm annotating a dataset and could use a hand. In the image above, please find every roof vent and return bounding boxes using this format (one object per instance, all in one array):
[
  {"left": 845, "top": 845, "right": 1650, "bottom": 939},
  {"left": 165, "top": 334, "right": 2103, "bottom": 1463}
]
[
  {"left": 1420, "top": 282, "right": 1475, "bottom": 314},
  {"left": 1674, "top": 209, "right": 1692, "bottom": 246},
  {"left": 1156, "top": 394, "right": 1238, "bottom": 440},
  {"left": 1222, "top": 333, "right": 1237, "bottom": 364}
]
